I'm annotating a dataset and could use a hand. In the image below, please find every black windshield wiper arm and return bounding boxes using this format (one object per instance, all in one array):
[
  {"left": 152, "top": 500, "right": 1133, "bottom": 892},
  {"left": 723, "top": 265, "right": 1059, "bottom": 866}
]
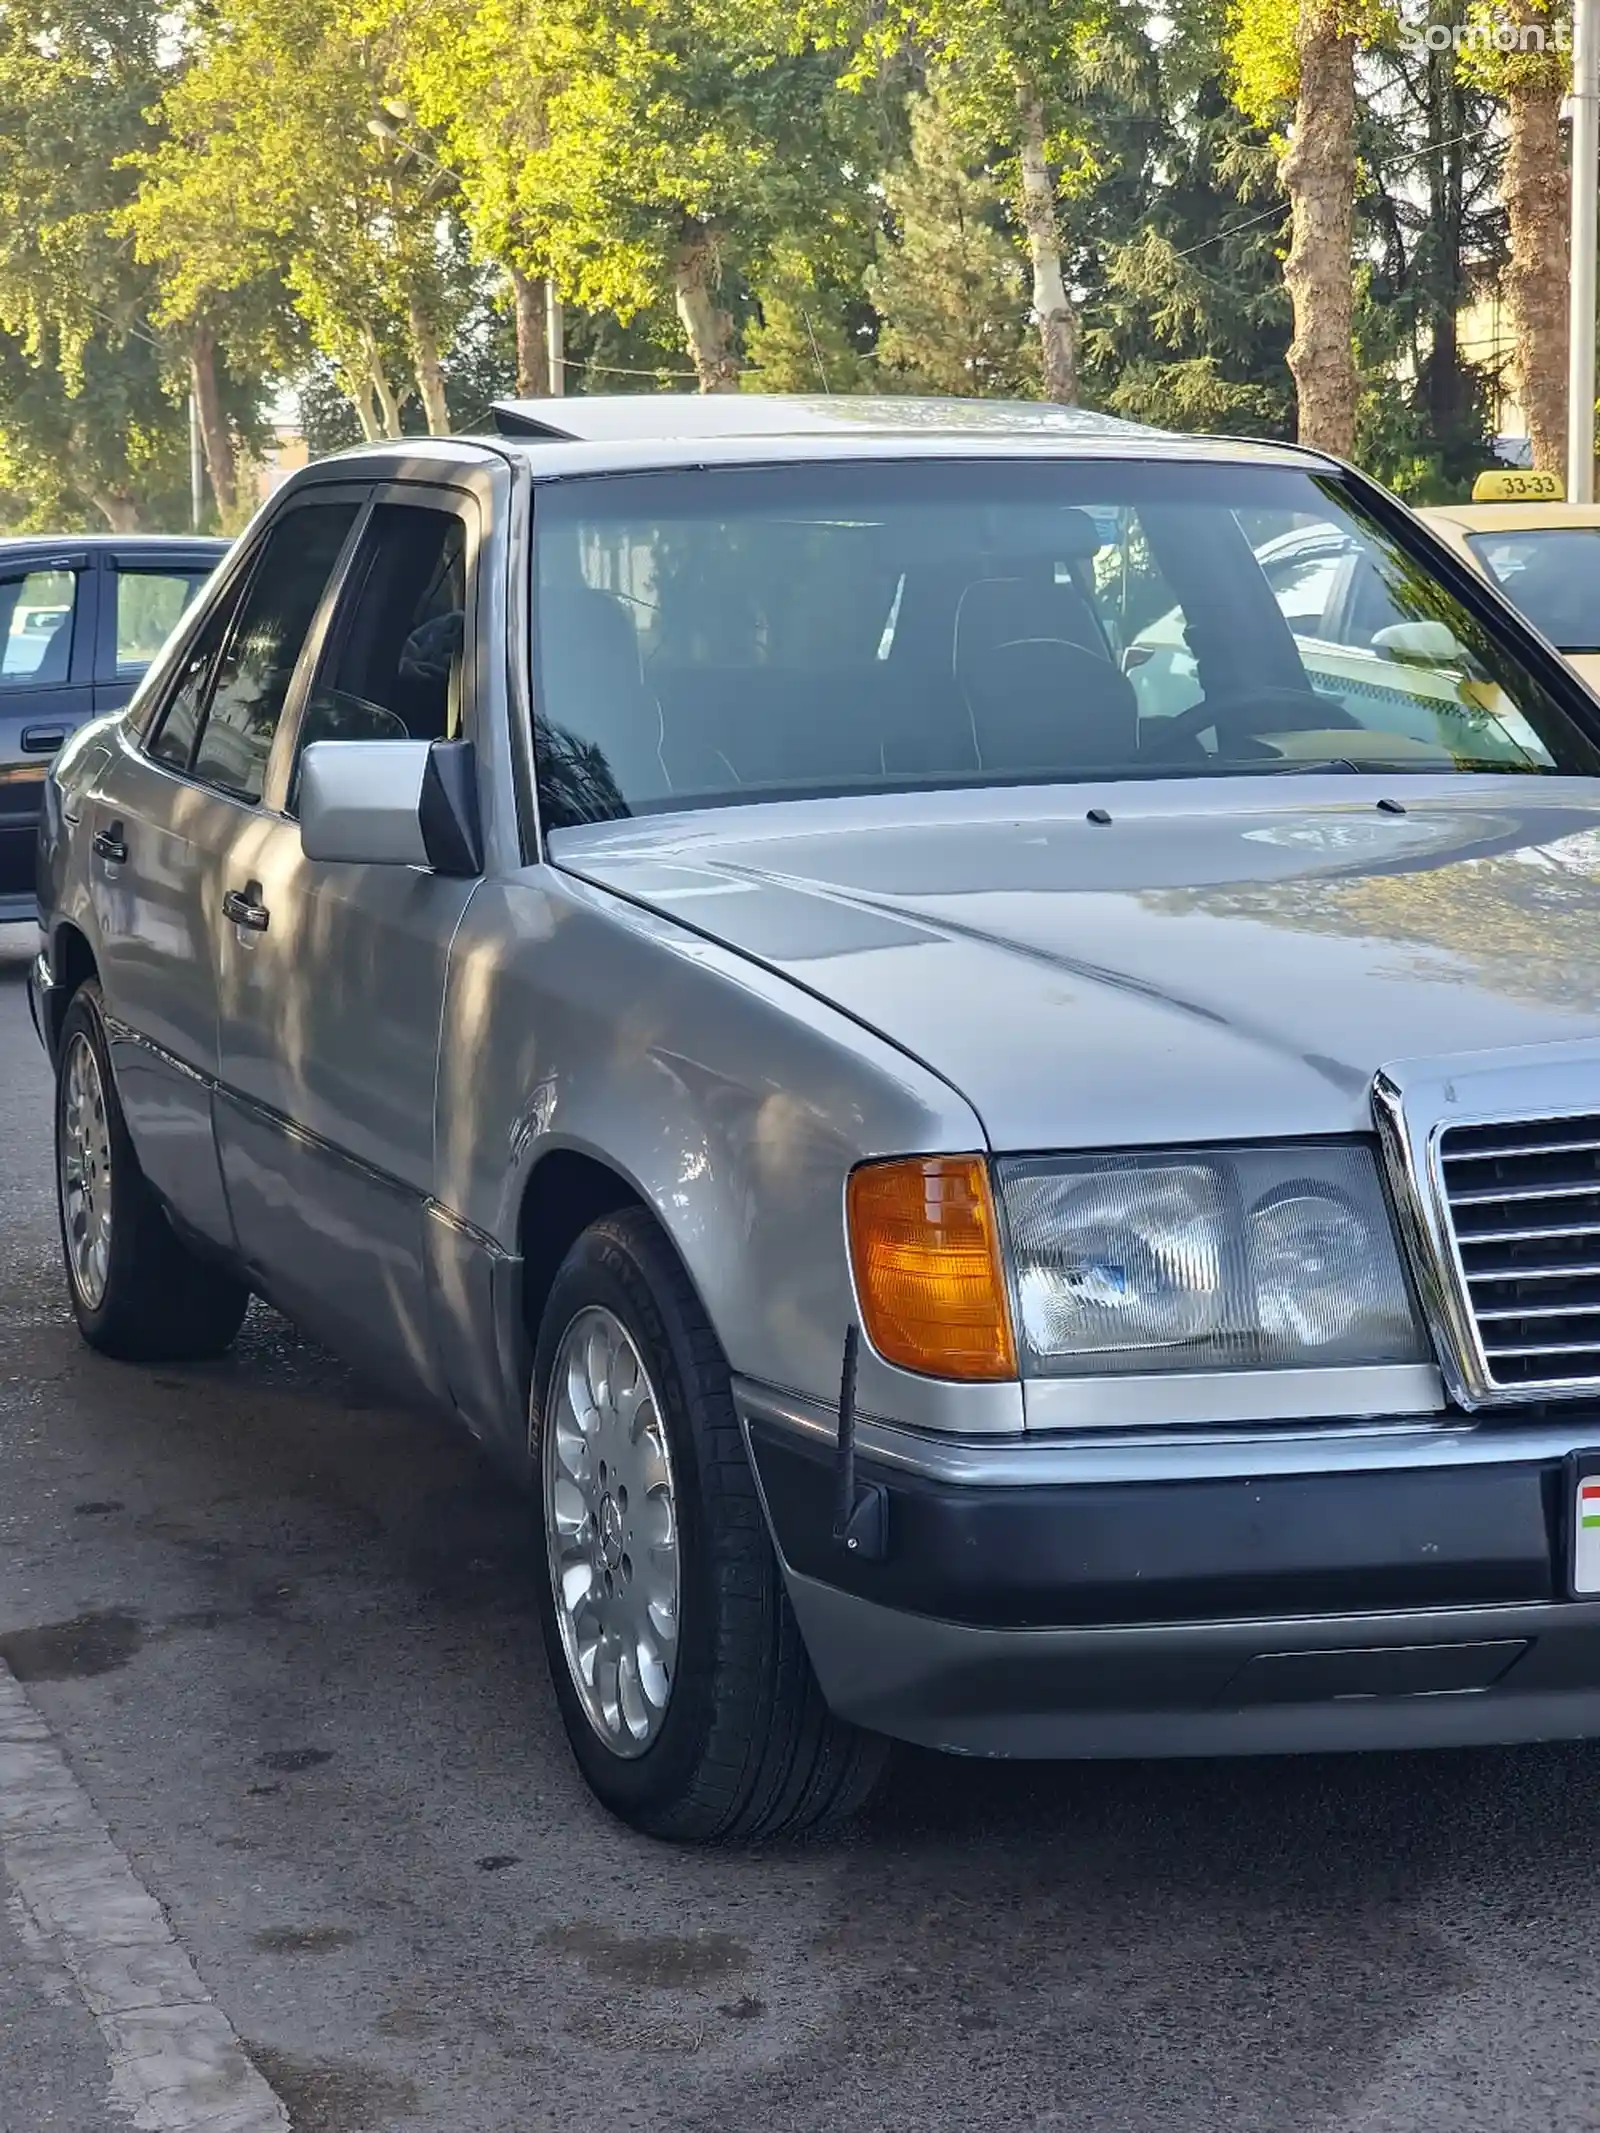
[{"left": 1265, "top": 756, "right": 1369, "bottom": 774}]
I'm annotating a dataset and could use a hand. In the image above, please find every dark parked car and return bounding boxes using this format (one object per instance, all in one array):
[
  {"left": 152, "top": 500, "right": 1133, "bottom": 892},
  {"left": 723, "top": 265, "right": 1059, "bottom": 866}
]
[{"left": 0, "top": 535, "right": 227, "bottom": 920}]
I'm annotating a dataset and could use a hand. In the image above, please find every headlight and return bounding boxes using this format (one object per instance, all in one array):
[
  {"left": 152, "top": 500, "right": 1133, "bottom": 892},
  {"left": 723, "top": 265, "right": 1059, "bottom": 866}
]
[{"left": 998, "top": 1144, "right": 1424, "bottom": 1376}]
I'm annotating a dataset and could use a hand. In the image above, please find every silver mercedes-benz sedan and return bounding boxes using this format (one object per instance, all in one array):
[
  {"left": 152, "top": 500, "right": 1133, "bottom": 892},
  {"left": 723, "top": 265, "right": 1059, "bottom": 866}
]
[{"left": 30, "top": 394, "right": 1600, "bottom": 1840}]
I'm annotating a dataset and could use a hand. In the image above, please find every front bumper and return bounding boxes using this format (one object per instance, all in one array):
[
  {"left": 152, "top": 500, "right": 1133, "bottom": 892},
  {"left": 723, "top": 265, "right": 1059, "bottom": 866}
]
[{"left": 736, "top": 1381, "right": 1600, "bottom": 1757}]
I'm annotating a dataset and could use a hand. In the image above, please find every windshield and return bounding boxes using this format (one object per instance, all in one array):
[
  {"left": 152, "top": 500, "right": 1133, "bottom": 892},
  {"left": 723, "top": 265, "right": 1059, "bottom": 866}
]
[
  {"left": 1465, "top": 527, "right": 1600, "bottom": 653},
  {"left": 530, "top": 460, "right": 1599, "bottom": 825}
]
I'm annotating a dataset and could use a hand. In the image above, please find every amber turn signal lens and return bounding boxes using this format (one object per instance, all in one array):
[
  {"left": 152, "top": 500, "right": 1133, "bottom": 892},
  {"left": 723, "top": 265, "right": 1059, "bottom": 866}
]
[{"left": 847, "top": 1156, "right": 1018, "bottom": 1382}]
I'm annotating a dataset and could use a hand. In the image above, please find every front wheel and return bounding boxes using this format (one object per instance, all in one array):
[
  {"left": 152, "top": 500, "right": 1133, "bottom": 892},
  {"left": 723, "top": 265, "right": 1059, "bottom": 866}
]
[
  {"left": 531, "top": 1209, "right": 888, "bottom": 1842},
  {"left": 54, "top": 982, "right": 250, "bottom": 1362}
]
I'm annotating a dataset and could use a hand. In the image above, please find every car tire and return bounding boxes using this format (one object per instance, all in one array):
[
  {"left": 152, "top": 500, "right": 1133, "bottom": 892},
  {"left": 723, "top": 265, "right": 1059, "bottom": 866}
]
[
  {"left": 531, "top": 1208, "right": 889, "bottom": 1843},
  {"left": 54, "top": 981, "right": 250, "bottom": 1362}
]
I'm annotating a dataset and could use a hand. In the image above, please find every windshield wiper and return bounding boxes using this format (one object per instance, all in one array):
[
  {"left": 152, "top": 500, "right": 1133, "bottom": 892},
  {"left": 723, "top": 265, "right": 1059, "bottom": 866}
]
[
  {"left": 1265, "top": 755, "right": 1549, "bottom": 777},
  {"left": 1264, "top": 757, "right": 1370, "bottom": 774}
]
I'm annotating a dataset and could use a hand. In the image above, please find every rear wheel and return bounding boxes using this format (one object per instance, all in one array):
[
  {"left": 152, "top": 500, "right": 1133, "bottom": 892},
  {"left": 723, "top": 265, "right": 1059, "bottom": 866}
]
[
  {"left": 531, "top": 1209, "right": 888, "bottom": 1842},
  {"left": 54, "top": 982, "right": 250, "bottom": 1361}
]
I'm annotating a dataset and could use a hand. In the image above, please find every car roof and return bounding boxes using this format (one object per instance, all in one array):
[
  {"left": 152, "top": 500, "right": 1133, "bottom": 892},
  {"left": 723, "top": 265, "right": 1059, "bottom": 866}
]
[
  {"left": 0, "top": 533, "right": 229, "bottom": 556},
  {"left": 484, "top": 394, "right": 1331, "bottom": 472},
  {"left": 486, "top": 393, "right": 1167, "bottom": 444},
  {"left": 1421, "top": 503, "right": 1600, "bottom": 534},
  {"left": 298, "top": 397, "right": 1337, "bottom": 487}
]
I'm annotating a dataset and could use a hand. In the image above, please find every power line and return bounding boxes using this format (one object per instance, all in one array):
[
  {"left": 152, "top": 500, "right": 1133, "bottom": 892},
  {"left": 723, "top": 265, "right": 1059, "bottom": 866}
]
[{"left": 1170, "top": 119, "right": 1498, "bottom": 263}]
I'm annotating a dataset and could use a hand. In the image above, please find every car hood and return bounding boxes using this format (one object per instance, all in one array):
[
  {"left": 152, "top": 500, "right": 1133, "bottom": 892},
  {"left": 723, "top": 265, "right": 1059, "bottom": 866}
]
[{"left": 553, "top": 775, "right": 1600, "bottom": 1150}]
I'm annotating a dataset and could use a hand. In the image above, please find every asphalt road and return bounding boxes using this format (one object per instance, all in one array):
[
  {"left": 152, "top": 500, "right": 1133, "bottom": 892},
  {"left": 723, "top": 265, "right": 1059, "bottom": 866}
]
[{"left": 5, "top": 925, "right": 1600, "bottom": 2133}]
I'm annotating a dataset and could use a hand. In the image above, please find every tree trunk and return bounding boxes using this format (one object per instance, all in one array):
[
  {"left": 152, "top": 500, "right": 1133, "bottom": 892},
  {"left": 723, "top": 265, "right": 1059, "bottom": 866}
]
[
  {"left": 90, "top": 491, "right": 141, "bottom": 532},
  {"left": 348, "top": 377, "right": 383, "bottom": 444},
  {"left": 1014, "top": 73, "right": 1077, "bottom": 404},
  {"left": 365, "top": 338, "right": 404, "bottom": 438},
  {"left": 1417, "top": 40, "right": 1469, "bottom": 452},
  {"left": 188, "top": 319, "right": 238, "bottom": 526},
  {"left": 407, "top": 297, "right": 451, "bottom": 435},
  {"left": 1278, "top": 0, "right": 1358, "bottom": 456},
  {"left": 673, "top": 223, "right": 739, "bottom": 392},
  {"left": 510, "top": 267, "right": 550, "bottom": 396},
  {"left": 1503, "top": 76, "right": 1569, "bottom": 474}
]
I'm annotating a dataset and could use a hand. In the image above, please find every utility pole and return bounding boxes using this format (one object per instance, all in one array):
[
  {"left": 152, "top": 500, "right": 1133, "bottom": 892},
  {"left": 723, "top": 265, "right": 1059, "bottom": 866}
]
[
  {"left": 546, "top": 281, "right": 565, "bottom": 397},
  {"left": 1569, "top": 0, "right": 1599, "bottom": 498},
  {"left": 188, "top": 390, "right": 205, "bottom": 531}
]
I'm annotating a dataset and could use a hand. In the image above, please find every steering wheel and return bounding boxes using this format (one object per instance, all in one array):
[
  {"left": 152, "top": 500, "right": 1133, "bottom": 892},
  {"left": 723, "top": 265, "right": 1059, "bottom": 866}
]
[{"left": 1139, "top": 686, "right": 1357, "bottom": 761}]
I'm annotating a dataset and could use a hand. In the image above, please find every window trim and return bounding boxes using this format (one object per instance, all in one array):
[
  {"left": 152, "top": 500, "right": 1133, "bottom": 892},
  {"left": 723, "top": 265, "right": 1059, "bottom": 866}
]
[
  {"left": 104, "top": 559, "right": 222, "bottom": 686},
  {"left": 140, "top": 485, "right": 373, "bottom": 809},
  {"left": 274, "top": 480, "right": 483, "bottom": 820},
  {"left": 132, "top": 542, "right": 263, "bottom": 742},
  {"left": 0, "top": 560, "right": 93, "bottom": 694}
]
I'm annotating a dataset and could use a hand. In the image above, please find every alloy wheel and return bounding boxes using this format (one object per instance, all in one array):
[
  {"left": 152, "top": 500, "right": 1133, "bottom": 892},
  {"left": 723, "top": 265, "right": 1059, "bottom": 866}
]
[
  {"left": 59, "top": 1031, "right": 113, "bottom": 1309},
  {"left": 542, "top": 1305, "right": 681, "bottom": 1757}
]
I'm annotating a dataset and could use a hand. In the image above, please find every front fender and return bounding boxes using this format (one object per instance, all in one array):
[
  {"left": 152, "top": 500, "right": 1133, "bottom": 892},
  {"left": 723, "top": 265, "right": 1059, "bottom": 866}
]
[{"left": 435, "top": 870, "right": 1024, "bottom": 1434}]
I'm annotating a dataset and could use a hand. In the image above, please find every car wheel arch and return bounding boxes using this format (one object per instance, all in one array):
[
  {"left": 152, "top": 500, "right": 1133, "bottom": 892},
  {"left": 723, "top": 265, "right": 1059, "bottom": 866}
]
[
  {"left": 49, "top": 922, "right": 99, "bottom": 1054},
  {"left": 517, "top": 1146, "right": 668, "bottom": 1360}
]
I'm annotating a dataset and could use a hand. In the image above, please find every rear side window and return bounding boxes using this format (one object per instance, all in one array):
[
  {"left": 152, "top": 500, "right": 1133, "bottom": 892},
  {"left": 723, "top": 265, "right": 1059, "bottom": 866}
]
[
  {"left": 1466, "top": 528, "right": 1600, "bottom": 653},
  {"left": 188, "top": 503, "right": 358, "bottom": 802},
  {"left": 115, "top": 568, "right": 214, "bottom": 677},
  {"left": 0, "top": 568, "right": 79, "bottom": 688}
]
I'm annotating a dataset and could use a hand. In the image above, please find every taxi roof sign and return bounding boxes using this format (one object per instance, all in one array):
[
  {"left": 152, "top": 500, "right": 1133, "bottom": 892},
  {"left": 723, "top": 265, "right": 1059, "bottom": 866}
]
[{"left": 1471, "top": 468, "right": 1565, "bottom": 502}]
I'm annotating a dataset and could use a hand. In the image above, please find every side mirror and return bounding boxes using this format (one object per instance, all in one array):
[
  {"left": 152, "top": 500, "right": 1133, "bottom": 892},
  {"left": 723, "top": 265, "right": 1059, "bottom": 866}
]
[
  {"left": 1371, "top": 620, "right": 1466, "bottom": 666},
  {"left": 298, "top": 737, "right": 482, "bottom": 876}
]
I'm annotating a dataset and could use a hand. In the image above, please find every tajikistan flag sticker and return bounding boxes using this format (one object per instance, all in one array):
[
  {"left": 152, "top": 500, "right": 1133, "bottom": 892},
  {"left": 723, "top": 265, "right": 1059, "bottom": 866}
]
[{"left": 1577, "top": 1479, "right": 1600, "bottom": 1595}]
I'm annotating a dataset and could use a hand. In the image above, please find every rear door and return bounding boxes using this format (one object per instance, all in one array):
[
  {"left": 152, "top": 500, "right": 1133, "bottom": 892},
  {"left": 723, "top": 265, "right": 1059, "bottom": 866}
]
[
  {"left": 0, "top": 552, "right": 96, "bottom": 911},
  {"left": 94, "top": 549, "right": 224, "bottom": 715},
  {"left": 87, "top": 495, "right": 362, "bottom": 1248}
]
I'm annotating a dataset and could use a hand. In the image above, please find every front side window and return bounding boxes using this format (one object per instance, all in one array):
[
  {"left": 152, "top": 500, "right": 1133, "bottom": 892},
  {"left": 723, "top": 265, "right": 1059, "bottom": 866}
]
[
  {"left": 0, "top": 568, "right": 79, "bottom": 687},
  {"left": 189, "top": 502, "right": 358, "bottom": 803},
  {"left": 297, "top": 503, "right": 467, "bottom": 759},
  {"left": 530, "top": 463, "right": 1598, "bottom": 827},
  {"left": 115, "top": 568, "right": 215, "bottom": 677},
  {"left": 1466, "top": 529, "right": 1600, "bottom": 653},
  {"left": 147, "top": 596, "right": 236, "bottom": 774}
]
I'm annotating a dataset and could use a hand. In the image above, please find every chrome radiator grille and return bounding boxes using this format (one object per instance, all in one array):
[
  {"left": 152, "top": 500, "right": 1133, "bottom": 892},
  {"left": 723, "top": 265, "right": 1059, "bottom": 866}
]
[{"left": 1440, "top": 1113, "right": 1600, "bottom": 1392}]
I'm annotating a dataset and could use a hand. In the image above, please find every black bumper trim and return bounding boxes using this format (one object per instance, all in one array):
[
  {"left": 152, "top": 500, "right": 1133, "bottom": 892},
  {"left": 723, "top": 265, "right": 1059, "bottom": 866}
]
[
  {"left": 783, "top": 1578, "right": 1600, "bottom": 1756},
  {"left": 745, "top": 1418, "right": 1563, "bottom": 1629}
]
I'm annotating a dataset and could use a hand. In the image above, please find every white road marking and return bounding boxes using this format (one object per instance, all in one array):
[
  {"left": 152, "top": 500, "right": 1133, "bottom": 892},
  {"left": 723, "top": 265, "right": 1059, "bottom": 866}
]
[{"left": 0, "top": 1661, "right": 291, "bottom": 2132}]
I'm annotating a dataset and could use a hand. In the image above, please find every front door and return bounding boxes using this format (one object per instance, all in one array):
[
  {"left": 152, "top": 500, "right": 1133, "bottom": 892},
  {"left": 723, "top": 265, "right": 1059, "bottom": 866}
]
[
  {"left": 90, "top": 497, "right": 362, "bottom": 1244},
  {"left": 212, "top": 487, "right": 482, "bottom": 1397},
  {"left": 0, "top": 552, "right": 96, "bottom": 912}
]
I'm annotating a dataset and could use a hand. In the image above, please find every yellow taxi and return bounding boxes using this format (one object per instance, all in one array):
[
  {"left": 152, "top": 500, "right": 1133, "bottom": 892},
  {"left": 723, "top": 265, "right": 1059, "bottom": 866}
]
[{"left": 1421, "top": 470, "right": 1600, "bottom": 688}]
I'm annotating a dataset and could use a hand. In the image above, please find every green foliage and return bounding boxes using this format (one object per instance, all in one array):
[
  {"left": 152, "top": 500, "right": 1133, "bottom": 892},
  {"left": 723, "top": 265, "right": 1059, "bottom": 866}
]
[
  {"left": 744, "top": 241, "right": 878, "bottom": 392},
  {"left": 1355, "top": 23, "right": 1503, "bottom": 497},
  {"left": 128, "top": 0, "right": 474, "bottom": 434},
  {"left": 0, "top": 324, "right": 190, "bottom": 530},
  {"left": 870, "top": 92, "right": 1032, "bottom": 397},
  {"left": 0, "top": 0, "right": 1566, "bottom": 517},
  {"left": 1080, "top": 34, "right": 1294, "bottom": 434},
  {"left": 0, "top": 0, "right": 207, "bottom": 525},
  {"left": 1456, "top": 0, "right": 1570, "bottom": 95}
]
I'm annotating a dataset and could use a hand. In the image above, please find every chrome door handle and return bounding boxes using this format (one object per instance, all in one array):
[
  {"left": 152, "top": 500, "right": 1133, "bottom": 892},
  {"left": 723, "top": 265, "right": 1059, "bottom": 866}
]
[
  {"left": 222, "top": 884, "right": 269, "bottom": 932},
  {"left": 91, "top": 824, "right": 127, "bottom": 864}
]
